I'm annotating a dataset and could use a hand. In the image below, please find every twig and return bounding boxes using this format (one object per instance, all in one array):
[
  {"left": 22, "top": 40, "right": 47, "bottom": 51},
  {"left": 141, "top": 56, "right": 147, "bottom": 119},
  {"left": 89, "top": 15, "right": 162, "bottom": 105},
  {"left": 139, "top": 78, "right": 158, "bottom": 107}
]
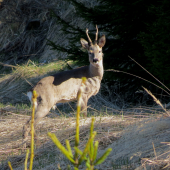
[
  {"left": 105, "top": 69, "right": 170, "bottom": 95},
  {"left": 143, "top": 86, "right": 170, "bottom": 117},
  {"left": 128, "top": 55, "right": 170, "bottom": 92},
  {"left": 0, "top": 62, "right": 17, "bottom": 68}
]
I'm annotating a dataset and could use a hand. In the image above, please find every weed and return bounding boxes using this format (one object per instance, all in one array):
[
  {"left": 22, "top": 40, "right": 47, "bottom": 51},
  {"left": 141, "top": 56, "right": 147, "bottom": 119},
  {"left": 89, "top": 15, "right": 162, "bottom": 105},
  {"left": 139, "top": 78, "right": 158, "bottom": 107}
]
[
  {"left": 48, "top": 77, "right": 112, "bottom": 169},
  {"left": 112, "top": 157, "right": 133, "bottom": 170}
]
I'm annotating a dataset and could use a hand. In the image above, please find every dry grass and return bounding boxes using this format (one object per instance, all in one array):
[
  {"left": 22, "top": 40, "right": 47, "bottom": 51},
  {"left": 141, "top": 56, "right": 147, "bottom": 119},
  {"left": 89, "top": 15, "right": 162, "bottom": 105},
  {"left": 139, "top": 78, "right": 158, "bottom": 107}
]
[
  {"left": 0, "top": 0, "right": 96, "bottom": 106},
  {"left": 0, "top": 60, "right": 68, "bottom": 104},
  {"left": 96, "top": 117, "right": 170, "bottom": 170},
  {"left": 134, "top": 87, "right": 170, "bottom": 170},
  {"left": 0, "top": 104, "right": 165, "bottom": 170},
  {"left": 0, "top": 0, "right": 63, "bottom": 63},
  {"left": 0, "top": 0, "right": 92, "bottom": 65},
  {"left": 0, "top": 1, "right": 170, "bottom": 169},
  {"left": 143, "top": 87, "right": 170, "bottom": 117}
]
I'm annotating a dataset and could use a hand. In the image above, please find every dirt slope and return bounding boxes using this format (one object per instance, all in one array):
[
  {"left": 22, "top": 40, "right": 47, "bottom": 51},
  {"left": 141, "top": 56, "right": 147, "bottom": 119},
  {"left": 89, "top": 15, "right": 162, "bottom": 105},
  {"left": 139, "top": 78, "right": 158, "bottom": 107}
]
[
  {"left": 1, "top": 105, "right": 169, "bottom": 170},
  {"left": 97, "top": 117, "right": 170, "bottom": 170}
]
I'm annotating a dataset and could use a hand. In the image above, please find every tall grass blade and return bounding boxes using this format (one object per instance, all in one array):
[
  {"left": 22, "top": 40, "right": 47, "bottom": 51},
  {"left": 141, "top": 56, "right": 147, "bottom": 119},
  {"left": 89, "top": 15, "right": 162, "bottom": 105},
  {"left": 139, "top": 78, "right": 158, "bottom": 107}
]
[
  {"left": 29, "top": 90, "right": 37, "bottom": 170},
  {"left": 128, "top": 56, "right": 170, "bottom": 92},
  {"left": 106, "top": 69, "right": 170, "bottom": 95},
  {"left": 25, "top": 149, "right": 29, "bottom": 170},
  {"left": 143, "top": 86, "right": 170, "bottom": 116},
  {"left": 8, "top": 161, "right": 13, "bottom": 170}
]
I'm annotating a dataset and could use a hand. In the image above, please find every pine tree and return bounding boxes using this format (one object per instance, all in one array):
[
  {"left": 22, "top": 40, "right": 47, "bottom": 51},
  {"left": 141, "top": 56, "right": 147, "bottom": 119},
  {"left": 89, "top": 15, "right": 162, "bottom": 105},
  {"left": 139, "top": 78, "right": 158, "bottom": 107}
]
[
  {"left": 48, "top": 0, "right": 170, "bottom": 103},
  {"left": 139, "top": 0, "right": 170, "bottom": 89}
]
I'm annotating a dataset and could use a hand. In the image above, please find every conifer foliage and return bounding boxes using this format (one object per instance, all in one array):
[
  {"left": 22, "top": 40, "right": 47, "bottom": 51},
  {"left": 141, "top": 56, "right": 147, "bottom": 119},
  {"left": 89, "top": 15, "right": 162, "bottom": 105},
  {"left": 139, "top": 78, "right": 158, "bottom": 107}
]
[{"left": 48, "top": 0, "right": 170, "bottom": 103}]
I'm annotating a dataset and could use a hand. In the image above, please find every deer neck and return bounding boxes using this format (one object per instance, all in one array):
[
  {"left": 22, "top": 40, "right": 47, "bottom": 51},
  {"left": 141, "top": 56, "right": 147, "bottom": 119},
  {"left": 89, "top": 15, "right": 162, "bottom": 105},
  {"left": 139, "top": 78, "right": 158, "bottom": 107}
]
[{"left": 89, "top": 61, "right": 104, "bottom": 80}]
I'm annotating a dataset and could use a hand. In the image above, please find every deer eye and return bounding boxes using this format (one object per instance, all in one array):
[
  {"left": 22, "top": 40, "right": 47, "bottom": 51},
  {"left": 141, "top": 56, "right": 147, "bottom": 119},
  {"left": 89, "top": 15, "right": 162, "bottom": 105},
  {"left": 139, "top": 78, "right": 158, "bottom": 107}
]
[
  {"left": 89, "top": 50, "right": 93, "bottom": 54},
  {"left": 99, "top": 51, "right": 101, "bottom": 53}
]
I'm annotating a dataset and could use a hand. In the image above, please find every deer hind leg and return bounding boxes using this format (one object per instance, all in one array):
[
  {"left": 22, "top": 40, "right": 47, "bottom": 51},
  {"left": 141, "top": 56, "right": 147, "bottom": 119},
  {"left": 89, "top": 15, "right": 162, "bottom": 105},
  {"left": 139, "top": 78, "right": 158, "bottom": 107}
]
[
  {"left": 23, "top": 117, "right": 31, "bottom": 139},
  {"left": 23, "top": 104, "right": 51, "bottom": 140}
]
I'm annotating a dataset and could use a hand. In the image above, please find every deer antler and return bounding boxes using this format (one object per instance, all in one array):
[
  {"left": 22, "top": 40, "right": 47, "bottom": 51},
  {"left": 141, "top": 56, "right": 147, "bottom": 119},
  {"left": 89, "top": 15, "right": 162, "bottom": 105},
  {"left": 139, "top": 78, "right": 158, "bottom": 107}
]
[
  {"left": 95, "top": 25, "right": 98, "bottom": 44},
  {"left": 86, "top": 28, "right": 92, "bottom": 46}
]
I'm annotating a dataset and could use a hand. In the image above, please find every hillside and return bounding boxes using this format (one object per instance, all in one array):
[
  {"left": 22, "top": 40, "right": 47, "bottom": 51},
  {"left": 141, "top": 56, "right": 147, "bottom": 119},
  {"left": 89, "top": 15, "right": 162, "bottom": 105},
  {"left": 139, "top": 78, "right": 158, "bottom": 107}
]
[
  {"left": 0, "top": 0, "right": 170, "bottom": 170},
  {"left": 0, "top": 104, "right": 170, "bottom": 170}
]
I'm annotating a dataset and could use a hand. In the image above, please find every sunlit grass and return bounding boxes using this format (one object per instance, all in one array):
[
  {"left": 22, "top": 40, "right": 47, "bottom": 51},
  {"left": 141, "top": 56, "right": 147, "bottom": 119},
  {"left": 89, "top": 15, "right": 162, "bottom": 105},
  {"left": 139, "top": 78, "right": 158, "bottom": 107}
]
[
  {"left": 0, "top": 59, "right": 75, "bottom": 80},
  {"left": 0, "top": 59, "right": 76, "bottom": 104}
]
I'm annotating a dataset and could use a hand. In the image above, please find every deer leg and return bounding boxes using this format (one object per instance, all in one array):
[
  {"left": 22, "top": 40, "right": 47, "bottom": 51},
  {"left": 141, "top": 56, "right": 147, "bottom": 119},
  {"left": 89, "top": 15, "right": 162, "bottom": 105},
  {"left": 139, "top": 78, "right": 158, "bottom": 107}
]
[
  {"left": 80, "top": 95, "right": 88, "bottom": 117},
  {"left": 23, "top": 104, "right": 51, "bottom": 140},
  {"left": 23, "top": 118, "right": 31, "bottom": 139}
]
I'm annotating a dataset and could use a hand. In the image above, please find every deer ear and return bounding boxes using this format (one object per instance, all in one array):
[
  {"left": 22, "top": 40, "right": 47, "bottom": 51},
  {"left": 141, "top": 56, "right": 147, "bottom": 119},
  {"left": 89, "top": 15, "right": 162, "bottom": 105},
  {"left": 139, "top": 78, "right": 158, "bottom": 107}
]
[
  {"left": 98, "top": 35, "right": 106, "bottom": 48},
  {"left": 80, "top": 38, "right": 89, "bottom": 50}
]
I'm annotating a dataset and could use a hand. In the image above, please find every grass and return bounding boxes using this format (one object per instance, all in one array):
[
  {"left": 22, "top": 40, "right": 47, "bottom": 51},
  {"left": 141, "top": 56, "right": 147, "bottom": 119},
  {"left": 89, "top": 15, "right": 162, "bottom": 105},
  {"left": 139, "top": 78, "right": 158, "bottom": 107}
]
[
  {"left": 112, "top": 157, "right": 134, "bottom": 170},
  {"left": 1, "top": 1, "right": 169, "bottom": 168},
  {"left": 0, "top": 59, "right": 69, "bottom": 79},
  {"left": 0, "top": 60, "right": 75, "bottom": 105},
  {"left": 0, "top": 102, "right": 164, "bottom": 169},
  {"left": 0, "top": 104, "right": 156, "bottom": 167},
  {"left": 0, "top": 61, "right": 169, "bottom": 169},
  {"left": 16, "top": 103, "right": 31, "bottom": 111},
  {"left": 0, "top": 95, "right": 170, "bottom": 170},
  {"left": 0, "top": 0, "right": 79, "bottom": 66}
]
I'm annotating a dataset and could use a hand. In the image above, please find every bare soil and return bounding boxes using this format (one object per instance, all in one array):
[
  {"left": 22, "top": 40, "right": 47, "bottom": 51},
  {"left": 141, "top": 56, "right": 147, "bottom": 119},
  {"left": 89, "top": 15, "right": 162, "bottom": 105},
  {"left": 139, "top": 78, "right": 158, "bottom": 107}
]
[{"left": 1, "top": 105, "right": 169, "bottom": 170}]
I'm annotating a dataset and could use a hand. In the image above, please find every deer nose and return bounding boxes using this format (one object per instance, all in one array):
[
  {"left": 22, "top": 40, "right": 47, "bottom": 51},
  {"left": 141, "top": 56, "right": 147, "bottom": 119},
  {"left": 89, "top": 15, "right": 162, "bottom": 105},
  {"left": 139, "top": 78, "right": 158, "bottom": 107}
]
[{"left": 93, "top": 58, "right": 99, "bottom": 63}]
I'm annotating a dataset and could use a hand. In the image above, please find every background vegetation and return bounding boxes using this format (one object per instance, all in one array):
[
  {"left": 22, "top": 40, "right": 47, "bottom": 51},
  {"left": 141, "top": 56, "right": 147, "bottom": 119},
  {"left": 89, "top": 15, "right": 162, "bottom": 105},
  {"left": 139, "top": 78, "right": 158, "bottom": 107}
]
[
  {"left": 0, "top": 0, "right": 170, "bottom": 105},
  {"left": 48, "top": 0, "right": 170, "bottom": 104},
  {"left": 0, "top": 1, "right": 170, "bottom": 169}
]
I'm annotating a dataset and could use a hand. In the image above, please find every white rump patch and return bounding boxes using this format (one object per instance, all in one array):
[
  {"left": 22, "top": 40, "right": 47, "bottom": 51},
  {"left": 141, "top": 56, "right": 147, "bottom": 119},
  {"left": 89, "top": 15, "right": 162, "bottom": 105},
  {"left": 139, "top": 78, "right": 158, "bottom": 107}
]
[
  {"left": 52, "top": 105, "right": 56, "bottom": 110},
  {"left": 27, "top": 91, "right": 32, "bottom": 102},
  {"left": 27, "top": 91, "right": 38, "bottom": 109}
]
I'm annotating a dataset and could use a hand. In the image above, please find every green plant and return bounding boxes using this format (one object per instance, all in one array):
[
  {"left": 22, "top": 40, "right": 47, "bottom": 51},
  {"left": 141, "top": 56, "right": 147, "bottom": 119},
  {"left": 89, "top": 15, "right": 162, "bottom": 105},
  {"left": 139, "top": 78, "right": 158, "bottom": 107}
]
[
  {"left": 48, "top": 77, "right": 112, "bottom": 169},
  {"left": 29, "top": 90, "right": 37, "bottom": 170},
  {"left": 112, "top": 157, "right": 132, "bottom": 170},
  {"left": 48, "top": 0, "right": 170, "bottom": 103},
  {"left": 7, "top": 78, "right": 112, "bottom": 170},
  {"left": 8, "top": 90, "right": 37, "bottom": 170}
]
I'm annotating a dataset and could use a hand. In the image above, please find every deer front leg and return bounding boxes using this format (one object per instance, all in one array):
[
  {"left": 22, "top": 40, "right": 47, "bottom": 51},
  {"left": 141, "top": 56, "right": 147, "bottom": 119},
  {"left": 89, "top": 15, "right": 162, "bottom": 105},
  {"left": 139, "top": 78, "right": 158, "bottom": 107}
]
[{"left": 80, "top": 95, "right": 88, "bottom": 117}]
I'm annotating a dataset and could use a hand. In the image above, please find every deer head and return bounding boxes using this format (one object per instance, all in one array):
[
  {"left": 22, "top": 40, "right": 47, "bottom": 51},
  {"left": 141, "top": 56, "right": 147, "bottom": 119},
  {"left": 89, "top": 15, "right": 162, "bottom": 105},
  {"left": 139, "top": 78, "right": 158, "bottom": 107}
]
[{"left": 80, "top": 25, "right": 106, "bottom": 68}]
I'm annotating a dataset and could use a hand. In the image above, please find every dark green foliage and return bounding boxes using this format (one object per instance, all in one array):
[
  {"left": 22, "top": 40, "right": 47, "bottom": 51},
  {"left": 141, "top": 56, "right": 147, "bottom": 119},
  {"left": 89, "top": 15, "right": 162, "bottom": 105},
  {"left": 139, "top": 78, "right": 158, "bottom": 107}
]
[
  {"left": 139, "top": 0, "right": 170, "bottom": 88},
  {"left": 48, "top": 0, "right": 170, "bottom": 103},
  {"left": 48, "top": 10, "right": 89, "bottom": 66}
]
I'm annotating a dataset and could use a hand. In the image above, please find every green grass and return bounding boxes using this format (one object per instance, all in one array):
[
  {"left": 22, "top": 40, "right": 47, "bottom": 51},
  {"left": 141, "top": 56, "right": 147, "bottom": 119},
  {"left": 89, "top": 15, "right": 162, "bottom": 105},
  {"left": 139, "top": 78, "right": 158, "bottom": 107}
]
[
  {"left": 0, "top": 59, "right": 75, "bottom": 80},
  {"left": 0, "top": 102, "right": 6, "bottom": 108},
  {"left": 0, "top": 102, "right": 31, "bottom": 109},
  {"left": 0, "top": 59, "right": 77, "bottom": 104},
  {"left": 86, "top": 107, "right": 120, "bottom": 117},
  {"left": 16, "top": 103, "right": 31, "bottom": 110},
  {"left": 112, "top": 157, "right": 135, "bottom": 170}
]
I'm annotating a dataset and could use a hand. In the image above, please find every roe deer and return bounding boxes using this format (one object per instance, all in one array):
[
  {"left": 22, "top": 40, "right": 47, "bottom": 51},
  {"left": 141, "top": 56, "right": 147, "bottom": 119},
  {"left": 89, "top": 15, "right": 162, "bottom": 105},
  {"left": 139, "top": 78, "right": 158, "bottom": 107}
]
[{"left": 23, "top": 26, "right": 106, "bottom": 139}]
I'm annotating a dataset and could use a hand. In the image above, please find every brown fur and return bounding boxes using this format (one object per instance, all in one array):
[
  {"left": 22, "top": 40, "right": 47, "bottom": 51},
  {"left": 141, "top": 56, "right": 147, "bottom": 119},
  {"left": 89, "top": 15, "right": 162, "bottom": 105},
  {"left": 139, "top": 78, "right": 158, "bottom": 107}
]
[{"left": 23, "top": 27, "right": 106, "bottom": 140}]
